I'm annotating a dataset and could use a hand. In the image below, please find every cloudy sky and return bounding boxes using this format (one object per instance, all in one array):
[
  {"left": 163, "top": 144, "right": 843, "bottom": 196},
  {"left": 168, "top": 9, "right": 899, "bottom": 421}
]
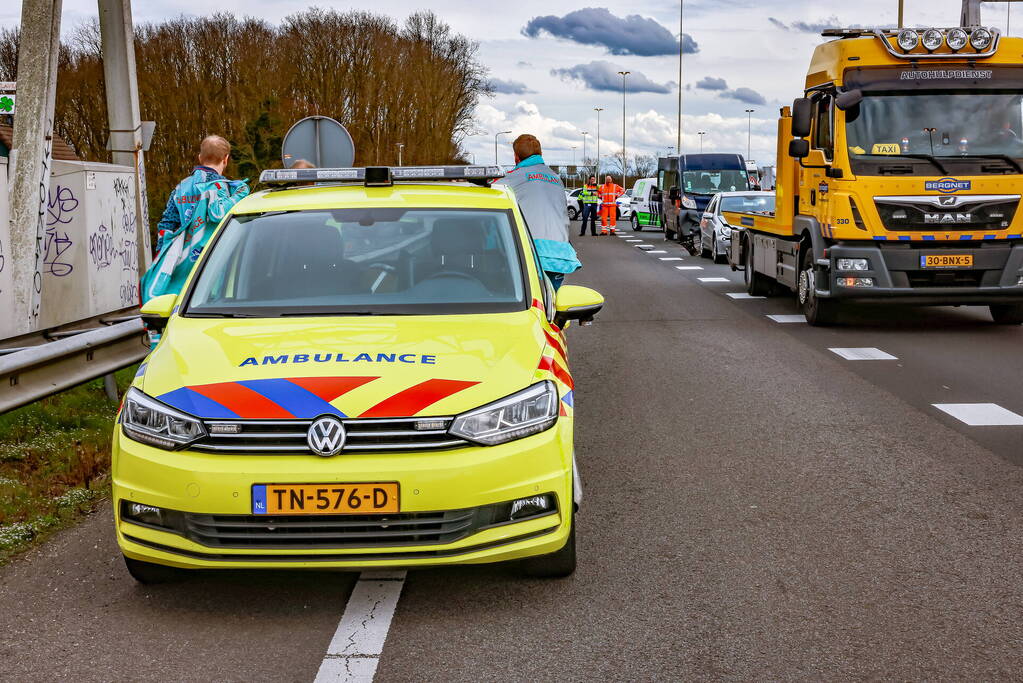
[{"left": 2, "top": 0, "right": 1017, "bottom": 168}]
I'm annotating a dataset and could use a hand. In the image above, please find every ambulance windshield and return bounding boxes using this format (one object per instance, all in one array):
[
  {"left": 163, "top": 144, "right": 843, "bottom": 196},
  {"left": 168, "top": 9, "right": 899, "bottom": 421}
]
[{"left": 185, "top": 208, "right": 527, "bottom": 317}]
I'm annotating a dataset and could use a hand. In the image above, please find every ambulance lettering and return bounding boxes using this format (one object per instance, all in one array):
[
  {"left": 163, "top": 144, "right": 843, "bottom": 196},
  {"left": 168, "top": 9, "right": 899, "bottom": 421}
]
[{"left": 239, "top": 352, "right": 438, "bottom": 368}]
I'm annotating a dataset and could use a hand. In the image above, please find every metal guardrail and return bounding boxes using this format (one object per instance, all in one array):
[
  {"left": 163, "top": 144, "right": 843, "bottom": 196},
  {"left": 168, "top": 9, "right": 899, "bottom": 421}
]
[{"left": 0, "top": 319, "right": 149, "bottom": 413}]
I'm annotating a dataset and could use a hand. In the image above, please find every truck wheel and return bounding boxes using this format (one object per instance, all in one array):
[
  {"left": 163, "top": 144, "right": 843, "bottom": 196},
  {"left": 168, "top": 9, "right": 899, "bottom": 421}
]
[
  {"left": 744, "top": 237, "right": 772, "bottom": 296},
  {"left": 799, "top": 249, "right": 839, "bottom": 326},
  {"left": 990, "top": 304, "right": 1023, "bottom": 324},
  {"left": 521, "top": 509, "right": 576, "bottom": 578},
  {"left": 123, "top": 555, "right": 186, "bottom": 584}
]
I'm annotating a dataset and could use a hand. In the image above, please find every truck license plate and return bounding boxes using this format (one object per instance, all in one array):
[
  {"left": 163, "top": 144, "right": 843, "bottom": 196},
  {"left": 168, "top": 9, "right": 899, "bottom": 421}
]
[
  {"left": 252, "top": 483, "right": 399, "bottom": 515},
  {"left": 921, "top": 254, "right": 973, "bottom": 268}
]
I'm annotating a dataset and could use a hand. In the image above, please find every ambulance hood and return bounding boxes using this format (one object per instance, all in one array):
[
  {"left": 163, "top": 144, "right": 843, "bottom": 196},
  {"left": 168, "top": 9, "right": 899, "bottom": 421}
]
[{"left": 138, "top": 310, "right": 553, "bottom": 419}]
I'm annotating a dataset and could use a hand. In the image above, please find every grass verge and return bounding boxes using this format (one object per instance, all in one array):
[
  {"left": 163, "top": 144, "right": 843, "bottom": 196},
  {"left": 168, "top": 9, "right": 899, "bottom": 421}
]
[{"left": 0, "top": 366, "right": 137, "bottom": 564}]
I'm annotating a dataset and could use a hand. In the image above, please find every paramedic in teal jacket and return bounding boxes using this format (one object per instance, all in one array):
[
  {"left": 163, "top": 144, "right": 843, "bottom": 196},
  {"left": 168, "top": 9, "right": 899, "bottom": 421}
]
[
  {"left": 493, "top": 134, "right": 581, "bottom": 290},
  {"left": 154, "top": 135, "right": 244, "bottom": 252}
]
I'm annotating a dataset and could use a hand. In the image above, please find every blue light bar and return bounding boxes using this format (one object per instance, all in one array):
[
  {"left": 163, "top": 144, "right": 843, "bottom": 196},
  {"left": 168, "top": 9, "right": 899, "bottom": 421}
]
[{"left": 258, "top": 165, "right": 505, "bottom": 186}]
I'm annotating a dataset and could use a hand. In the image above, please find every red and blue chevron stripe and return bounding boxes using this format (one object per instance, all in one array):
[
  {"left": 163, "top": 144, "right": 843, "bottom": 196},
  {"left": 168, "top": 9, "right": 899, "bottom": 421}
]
[{"left": 157, "top": 376, "right": 478, "bottom": 419}]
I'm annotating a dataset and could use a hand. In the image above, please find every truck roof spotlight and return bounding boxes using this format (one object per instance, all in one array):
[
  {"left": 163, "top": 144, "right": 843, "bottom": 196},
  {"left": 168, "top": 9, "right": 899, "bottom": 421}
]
[
  {"left": 970, "top": 27, "right": 994, "bottom": 51},
  {"left": 921, "top": 29, "right": 944, "bottom": 52},
  {"left": 897, "top": 29, "right": 920, "bottom": 51},
  {"left": 946, "top": 28, "right": 968, "bottom": 51}
]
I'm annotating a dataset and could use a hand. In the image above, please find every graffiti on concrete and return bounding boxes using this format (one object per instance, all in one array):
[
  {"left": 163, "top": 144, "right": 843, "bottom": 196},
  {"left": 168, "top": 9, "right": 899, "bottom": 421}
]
[{"left": 44, "top": 184, "right": 77, "bottom": 277}]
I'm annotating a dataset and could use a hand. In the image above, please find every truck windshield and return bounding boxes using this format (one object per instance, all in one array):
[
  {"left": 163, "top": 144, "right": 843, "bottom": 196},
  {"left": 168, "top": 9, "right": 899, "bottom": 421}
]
[
  {"left": 683, "top": 170, "right": 750, "bottom": 195},
  {"left": 185, "top": 208, "right": 526, "bottom": 317},
  {"left": 846, "top": 91, "right": 1023, "bottom": 174}
]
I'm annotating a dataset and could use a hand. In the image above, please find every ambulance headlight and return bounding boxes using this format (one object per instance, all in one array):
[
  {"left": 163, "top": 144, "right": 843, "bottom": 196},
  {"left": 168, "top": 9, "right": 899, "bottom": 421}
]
[
  {"left": 121, "top": 387, "right": 206, "bottom": 450},
  {"left": 897, "top": 29, "right": 920, "bottom": 51},
  {"left": 921, "top": 29, "right": 944, "bottom": 51},
  {"left": 449, "top": 381, "right": 558, "bottom": 446},
  {"left": 946, "top": 28, "right": 969, "bottom": 51},
  {"left": 971, "top": 27, "right": 994, "bottom": 51}
]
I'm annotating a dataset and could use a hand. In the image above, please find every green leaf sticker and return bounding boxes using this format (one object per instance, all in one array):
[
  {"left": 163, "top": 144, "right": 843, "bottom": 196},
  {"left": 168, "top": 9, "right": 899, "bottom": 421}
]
[{"left": 0, "top": 96, "right": 12, "bottom": 112}]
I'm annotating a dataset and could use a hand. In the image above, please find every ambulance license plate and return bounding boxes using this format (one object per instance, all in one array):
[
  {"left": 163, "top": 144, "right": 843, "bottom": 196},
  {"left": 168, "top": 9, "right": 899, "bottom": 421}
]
[
  {"left": 252, "top": 483, "right": 399, "bottom": 515},
  {"left": 921, "top": 254, "right": 973, "bottom": 268}
]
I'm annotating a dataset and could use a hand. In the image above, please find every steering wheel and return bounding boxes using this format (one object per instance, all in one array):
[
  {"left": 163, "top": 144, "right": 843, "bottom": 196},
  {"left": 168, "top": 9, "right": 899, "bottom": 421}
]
[{"left": 422, "top": 271, "right": 483, "bottom": 284}]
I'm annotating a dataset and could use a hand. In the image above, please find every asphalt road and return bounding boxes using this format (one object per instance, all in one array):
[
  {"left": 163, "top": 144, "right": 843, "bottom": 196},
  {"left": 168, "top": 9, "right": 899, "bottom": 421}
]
[{"left": 4, "top": 226, "right": 1023, "bottom": 680}]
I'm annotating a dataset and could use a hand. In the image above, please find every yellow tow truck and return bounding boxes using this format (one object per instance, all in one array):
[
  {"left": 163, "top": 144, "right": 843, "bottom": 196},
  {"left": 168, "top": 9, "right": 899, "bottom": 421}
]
[{"left": 725, "top": 12, "right": 1023, "bottom": 325}]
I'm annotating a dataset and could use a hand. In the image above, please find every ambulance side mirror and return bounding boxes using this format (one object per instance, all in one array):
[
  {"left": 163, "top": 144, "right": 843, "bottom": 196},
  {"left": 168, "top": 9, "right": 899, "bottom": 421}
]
[
  {"left": 554, "top": 285, "right": 604, "bottom": 328},
  {"left": 140, "top": 294, "right": 177, "bottom": 333}
]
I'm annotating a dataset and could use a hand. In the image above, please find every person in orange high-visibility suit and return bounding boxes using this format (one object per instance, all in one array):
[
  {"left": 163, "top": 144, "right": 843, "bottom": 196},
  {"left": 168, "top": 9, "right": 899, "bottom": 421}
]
[{"left": 599, "top": 175, "right": 625, "bottom": 235}]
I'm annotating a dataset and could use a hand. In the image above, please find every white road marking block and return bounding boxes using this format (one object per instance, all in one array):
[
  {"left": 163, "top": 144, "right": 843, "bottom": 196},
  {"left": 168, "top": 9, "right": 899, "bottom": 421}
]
[
  {"left": 698, "top": 277, "right": 730, "bottom": 283},
  {"left": 626, "top": 239, "right": 642, "bottom": 242},
  {"left": 314, "top": 571, "right": 407, "bottom": 683},
  {"left": 637, "top": 245, "right": 654, "bottom": 250},
  {"left": 767, "top": 314, "right": 807, "bottom": 323},
  {"left": 659, "top": 257, "right": 683, "bottom": 261},
  {"left": 675, "top": 266, "right": 704, "bottom": 270},
  {"left": 726, "top": 293, "right": 765, "bottom": 299},
  {"left": 933, "top": 403, "right": 1023, "bottom": 426},
  {"left": 646, "top": 250, "right": 668, "bottom": 254},
  {"left": 829, "top": 347, "right": 898, "bottom": 361}
]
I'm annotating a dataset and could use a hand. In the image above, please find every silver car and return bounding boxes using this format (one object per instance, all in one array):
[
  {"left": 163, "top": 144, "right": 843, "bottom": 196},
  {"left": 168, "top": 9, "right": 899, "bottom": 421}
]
[{"left": 699, "top": 191, "right": 775, "bottom": 264}]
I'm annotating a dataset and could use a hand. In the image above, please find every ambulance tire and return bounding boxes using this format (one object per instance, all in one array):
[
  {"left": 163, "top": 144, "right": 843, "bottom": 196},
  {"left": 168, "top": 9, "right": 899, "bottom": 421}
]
[
  {"left": 744, "top": 237, "right": 772, "bottom": 297},
  {"left": 521, "top": 507, "right": 576, "bottom": 578},
  {"left": 799, "top": 248, "right": 839, "bottom": 326},
  {"left": 123, "top": 555, "right": 186, "bottom": 584},
  {"left": 990, "top": 304, "right": 1023, "bottom": 324},
  {"left": 632, "top": 214, "right": 641, "bottom": 232},
  {"left": 568, "top": 206, "right": 579, "bottom": 221}
]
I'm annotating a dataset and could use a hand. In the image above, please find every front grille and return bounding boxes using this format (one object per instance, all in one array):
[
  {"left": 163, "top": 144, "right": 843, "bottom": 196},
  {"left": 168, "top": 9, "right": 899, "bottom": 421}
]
[
  {"left": 905, "top": 269, "right": 985, "bottom": 288},
  {"left": 192, "top": 417, "right": 468, "bottom": 454},
  {"left": 184, "top": 509, "right": 479, "bottom": 548},
  {"left": 121, "top": 497, "right": 559, "bottom": 550},
  {"left": 874, "top": 195, "right": 1019, "bottom": 232}
]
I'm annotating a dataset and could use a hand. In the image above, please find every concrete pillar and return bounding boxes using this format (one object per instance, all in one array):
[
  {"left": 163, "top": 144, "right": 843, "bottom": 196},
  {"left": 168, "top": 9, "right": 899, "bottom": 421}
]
[
  {"left": 7, "top": 0, "right": 62, "bottom": 336},
  {"left": 98, "top": 0, "right": 151, "bottom": 272}
]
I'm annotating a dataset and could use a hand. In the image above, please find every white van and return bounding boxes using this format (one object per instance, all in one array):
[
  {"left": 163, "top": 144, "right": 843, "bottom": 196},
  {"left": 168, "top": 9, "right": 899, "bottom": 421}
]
[{"left": 628, "top": 178, "right": 661, "bottom": 232}]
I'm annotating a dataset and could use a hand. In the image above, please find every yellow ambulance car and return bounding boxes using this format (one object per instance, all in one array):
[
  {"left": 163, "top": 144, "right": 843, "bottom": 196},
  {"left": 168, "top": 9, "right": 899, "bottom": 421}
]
[{"left": 115, "top": 165, "right": 602, "bottom": 582}]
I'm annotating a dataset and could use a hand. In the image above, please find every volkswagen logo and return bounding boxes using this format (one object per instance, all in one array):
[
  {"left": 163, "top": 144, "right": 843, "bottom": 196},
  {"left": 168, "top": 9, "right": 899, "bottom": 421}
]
[{"left": 307, "top": 416, "right": 347, "bottom": 457}]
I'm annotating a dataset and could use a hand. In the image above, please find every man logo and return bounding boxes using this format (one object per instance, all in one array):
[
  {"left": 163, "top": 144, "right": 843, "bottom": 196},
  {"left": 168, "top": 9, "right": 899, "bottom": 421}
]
[
  {"left": 307, "top": 416, "right": 347, "bottom": 456},
  {"left": 939, "top": 196, "right": 958, "bottom": 207}
]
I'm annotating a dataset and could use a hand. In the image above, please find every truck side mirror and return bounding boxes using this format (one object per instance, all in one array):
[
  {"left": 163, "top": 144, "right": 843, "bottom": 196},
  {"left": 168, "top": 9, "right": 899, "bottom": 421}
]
[
  {"left": 791, "top": 97, "right": 813, "bottom": 138},
  {"left": 789, "top": 139, "right": 810, "bottom": 159},
  {"left": 835, "top": 89, "right": 863, "bottom": 111}
]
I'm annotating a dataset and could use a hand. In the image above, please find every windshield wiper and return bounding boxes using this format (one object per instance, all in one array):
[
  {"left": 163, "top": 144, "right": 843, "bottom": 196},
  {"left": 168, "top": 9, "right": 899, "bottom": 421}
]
[
  {"left": 860, "top": 153, "right": 949, "bottom": 175},
  {"left": 278, "top": 311, "right": 383, "bottom": 317},
  {"left": 953, "top": 154, "right": 1023, "bottom": 174},
  {"left": 186, "top": 311, "right": 262, "bottom": 318}
]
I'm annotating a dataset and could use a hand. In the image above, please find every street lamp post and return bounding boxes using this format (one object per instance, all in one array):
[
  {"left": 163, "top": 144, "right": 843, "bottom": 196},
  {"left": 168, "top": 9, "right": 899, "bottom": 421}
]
[
  {"left": 618, "top": 71, "right": 630, "bottom": 185},
  {"left": 494, "top": 130, "right": 512, "bottom": 165},
  {"left": 698, "top": 131, "right": 706, "bottom": 153},
  {"left": 678, "top": 0, "right": 685, "bottom": 154},
  {"left": 571, "top": 146, "right": 577, "bottom": 187},
  {"left": 594, "top": 107, "right": 604, "bottom": 179},
  {"left": 581, "top": 131, "right": 589, "bottom": 175},
  {"left": 745, "top": 109, "right": 755, "bottom": 161},
  {"left": 396, "top": 143, "right": 405, "bottom": 166}
]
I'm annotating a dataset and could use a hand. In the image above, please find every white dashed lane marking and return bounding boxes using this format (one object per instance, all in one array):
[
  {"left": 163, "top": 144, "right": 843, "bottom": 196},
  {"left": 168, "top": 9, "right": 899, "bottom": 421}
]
[
  {"left": 933, "top": 403, "right": 1023, "bottom": 426},
  {"left": 829, "top": 347, "right": 898, "bottom": 361},
  {"left": 675, "top": 266, "right": 704, "bottom": 270},
  {"left": 767, "top": 314, "right": 807, "bottom": 324},
  {"left": 646, "top": 250, "right": 668, "bottom": 254},
  {"left": 659, "top": 257, "right": 683, "bottom": 261},
  {"left": 697, "top": 277, "right": 730, "bottom": 283},
  {"left": 726, "top": 293, "right": 765, "bottom": 300},
  {"left": 637, "top": 245, "right": 654, "bottom": 250},
  {"left": 314, "top": 571, "right": 406, "bottom": 683}
]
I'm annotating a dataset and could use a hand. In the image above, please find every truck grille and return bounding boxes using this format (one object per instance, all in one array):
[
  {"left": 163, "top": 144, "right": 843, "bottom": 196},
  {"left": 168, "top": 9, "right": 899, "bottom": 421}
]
[
  {"left": 192, "top": 417, "right": 468, "bottom": 454},
  {"left": 874, "top": 195, "right": 1019, "bottom": 232}
]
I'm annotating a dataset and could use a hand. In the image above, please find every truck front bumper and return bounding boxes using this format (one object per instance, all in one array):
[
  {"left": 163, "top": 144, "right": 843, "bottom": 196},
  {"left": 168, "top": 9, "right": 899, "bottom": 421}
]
[{"left": 819, "top": 241, "right": 1023, "bottom": 305}]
